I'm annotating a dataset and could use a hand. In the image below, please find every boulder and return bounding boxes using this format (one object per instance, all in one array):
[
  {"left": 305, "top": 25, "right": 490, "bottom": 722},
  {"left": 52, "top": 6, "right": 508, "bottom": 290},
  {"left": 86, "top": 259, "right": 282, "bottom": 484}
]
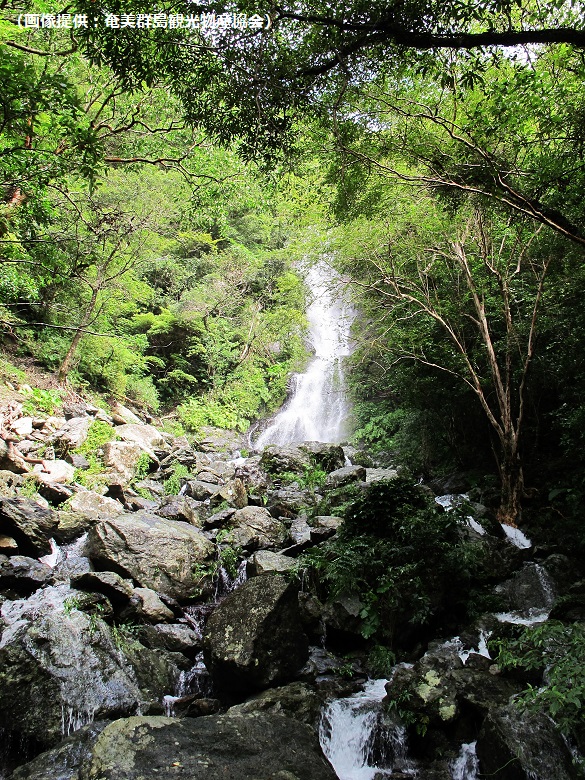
[
  {"left": 182, "top": 479, "right": 221, "bottom": 501},
  {"left": 249, "top": 550, "right": 297, "bottom": 576},
  {"left": 235, "top": 457, "right": 270, "bottom": 494},
  {"left": 228, "top": 681, "right": 323, "bottom": 728},
  {"left": 325, "top": 465, "right": 366, "bottom": 489},
  {"left": 54, "top": 509, "right": 95, "bottom": 542},
  {"left": 151, "top": 624, "right": 201, "bottom": 654},
  {"left": 66, "top": 453, "right": 90, "bottom": 470},
  {"left": 203, "top": 574, "right": 309, "bottom": 692},
  {"left": 71, "top": 570, "right": 134, "bottom": 604},
  {"left": 0, "top": 470, "right": 23, "bottom": 497},
  {"left": 260, "top": 444, "right": 312, "bottom": 474},
  {"left": 114, "top": 424, "right": 165, "bottom": 457},
  {"left": 85, "top": 512, "right": 215, "bottom": 601},
  {"left": 495, "top": 563, "right": 556, "bottom": 613},
  {"left": 32, "top": 460, "right": 76, "bottom": 485},
  {"left": 312, "top": 515, "right": 343, "bottom": 532},
  {"left": 68, "top": 490, "right": 125, "bottom": 520},
  {"left": 212, "top": 477, "right": 248, "bottom": 509},
  {"left": 123, "top": 587, "right": 175, "bottom": 623},
  {"left": 365, "top": 467, "right": 399, "bottom": 483},
  {"left": 12, "top": 712, "right": 337, "bottom": 780},
  {"left": 154, "top": 495, "right": 206, "bottom": 526},
  {"left": 0, "top": 554, "right": 52, "bottom": 594},
  {"left": 0, "top": 585, "right": 178, "bottom": 748},
  {"left": 267, "top": 486, "right": 312, "bottom": 515},
  {"left": 298, "top": 442, "right": 346, "bottom": 472},
  {"left": 50, "top": 417, "right": 91, "bottom": 454},
  {"left": 11, "top": 416, "right": 34, "bottom": 437},
  {"left": 0, "top": 497, "right": 58, "bottom": 556},
  {"left": 102, "top": 441, "right": 153, "bottom": 483},
  {"left": 0, "top": 534, "right": 18, "bottom": 553},
  {"left": 111, "top": 402, "right": 142, "bottom": 425},
  {"left": 477, "top": 704, "right": 575, "bottom": 780},
  {"left": 290, "top": 516, "right": 312, "bottom": 545},
  {"left": 223, "top": 505, "right": 289, "bottom": 551}
]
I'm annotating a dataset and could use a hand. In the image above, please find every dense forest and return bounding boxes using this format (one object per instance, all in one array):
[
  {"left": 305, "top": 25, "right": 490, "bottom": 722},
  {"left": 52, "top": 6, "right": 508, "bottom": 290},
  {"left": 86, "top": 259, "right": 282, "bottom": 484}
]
[{"left": 2, "top": 2, "right": 585, "bottom": 778}]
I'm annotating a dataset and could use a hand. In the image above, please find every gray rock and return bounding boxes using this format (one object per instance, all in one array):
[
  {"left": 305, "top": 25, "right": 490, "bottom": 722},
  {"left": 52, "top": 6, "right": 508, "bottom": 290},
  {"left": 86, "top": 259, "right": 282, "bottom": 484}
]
[
  {"left": 124, "top": 587, "right": 176, "bottom": 623},
  {"left": 183, "top": 479, "right": 221, "bottom": 501},
  {"left": 0, "top": 554, "right": 52, "bottom": 594},
  {"left": 290, "top": 516, "right": 312, "bottom": 544},
  {"left": 312, "top": 515, "right": 343, "bottom": 531},
  {"left": 155, "top": 495, "right": 206, "bottom": 526},
  {"left": 151, "top": 623, "right": 201, "bottom": 654},
  {"left": 365, "top": 467, "right": 399, "bottom": 483},
  {"left": 54, "top": 509, "right": 95, "bottom": 542},
  {"left": 12, "top": 712, "right": 337, "bottom": 780},
  {"left": 212, "top": 477, "right": 248, "bottom": 509},
  {"left": 260, "top": 444, "right": 312, "bottom": 474},
  {"left": 0, "top": 534, "right": 18, "bottom": 553},
  {"left": 0, "top": 470, "right": 24, "bottom": 497},
  {"left": 0, "top": 585, "right": 178, "bottom": 748},
  {"left": 49, "top": 417, "right": 91, "bottom": 455},
  {"left": 267, "top": 486, "right": 312, "bottom": 514},
  {"left": 477, "top": 704, "right": 575, "bottom": 780},
  {"left": 325, "top": 465, "right": 366, "bottom": 489},
  {"left": 249, "top": 550, "right": 297, "bottom": 576},
  {"left": 85, "top": 512, "right": 214, "bottom": 601},
  {"left": 111, "top": 402, "right": 142, "bottom": 425},
  {"left": 223, "top": 505, "right": 289, "bottom": 551},
  {"left": 235, "top": 457, "right": 269, "bottom": 494},
  {"left": 495, "top": 563, "right": 556, "bottom": 613},
  {"left": 228, "top": 681, "right": 323, "bottom": 728},
  {"left": 72, "top": 570, "right": 135, "bottom": 604},
  {"left": 298, "top": 442, "right": 345, "bottom": 472},
  {"left": 102, "top": 441, "right": 153, "bottom": 484},
  {"left": 68, "top": 490, "right": 125, "bottom": 520},
  {"left": 32, "top": 459, "right": 75, "bottom": 485},
  {"left": 0, "top": 497, "right": 58, "bottom": 556},
  {"left": 203, "top": 574, "right": 309, "bottom": 693},
  {"left": 114, "top": 424, "right": 165, "bottom": 457}
]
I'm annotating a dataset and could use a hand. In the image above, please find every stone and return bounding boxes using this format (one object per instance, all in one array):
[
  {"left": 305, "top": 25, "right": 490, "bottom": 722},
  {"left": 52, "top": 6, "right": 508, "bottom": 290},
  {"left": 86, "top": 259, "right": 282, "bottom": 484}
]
[
  {"left": 0, "top": 554, "right": 52, "bottom": 594},
  {"left": 0, "top": 497, "right": 58, "bottom": 556},
  {"left": 0, "top": 535, "right": 18, "bottom": 552},
  {"left": 12, "top": 712, "right": 337, "bottom": 780},
  {"left": 224, "top": 505, "right": 289, "bottom": 551},
  {"left": 196, "top": 470, "right": 222, "bottom": 484},
  {"left": 477, "top": 704, "right": 575, "bottom": 780},
  {"left": 114, "top": 424, "right": 166, "bottom": 457},
  {"left": 298, "top": 441, "right": 345, "bottom": 472},
  {"left": 228, "top": 681, "right": 322, "bottom": 728},
  {"left": 68, "top": 490, "right": 125, "bottom": 520},
  {"left": 495, "top": 562, "right": 556, "bottom": 613},
  {"left": 102, "top": 441, "right": 153, "bottom": 483},
  {"left": 11, "top": 416, "right": 33, "bottom": 436},
  {"left": 182, "top": 479, "right": 221, "bottom": 501},
  {"left": 155, "top": 495, "right": 206, "bottom": 526},
  {"left": 151, "top": 623, "right": 201, "bottom": 654},
  {"left": 312, "top": 515, "right": 343, "bottom": 531},
  {"left": 267, "top": 486, "right": 312, "bottom": 515},
  {"left": 127, "top": 587, "right": 175, "bottom": 623},
  {"left": 50, "top": 416, "right": 91, "bottom": 454},
  {"left": 235, "top": 457, "right": 270, "bottom": 494},
  {"left": 365, "top": 467, "right": 399, "bottom": 483},
  {"left": 213, "top": 477, "right": 248, "bottom": 509},
  {"left": 54, "top": 509, "right": 95, "bottom": 542},
  {"left": 72, "top": 570, "right": 135, "bottom": 604},
  {"left": 32, "top": 459, "right": 76, "bottom": 485},
  {"left": 111, "top": 402, "right": 142, "bottom": 424},
  {"left": 0, "top": 470, "right": 23, "bottom": 497},
  {"left": 290, "top": 516, "right": 312, "bottom": 544},
  {"left": 249, "top": 550, "right": 297, "bottom": 576},
  {"left": 203, "top": 507, "right": 236, "bottom": 529},
  {"left": 85, "top": 512, "right": 215, "bottom": 601},
  {"left": 260, "top": 444, "right": 312, "bottom": 474},
  {"left": 0, "top": 585, "right": 179, "bottom": 749},
  {"left": 36, "top": 479, "right": 74, "bottom": 506},
  {"left": 197, "top": 425, "right": 243, "bottom": 454},
  {"left": 203, "top": 574, "right": 309, "bottom": 693},
  {"left": 325, "top": 465, "right": 366, "bottom": 489},
  {"left": 66, "top": 453, "right": 90, "bottom": 470}
]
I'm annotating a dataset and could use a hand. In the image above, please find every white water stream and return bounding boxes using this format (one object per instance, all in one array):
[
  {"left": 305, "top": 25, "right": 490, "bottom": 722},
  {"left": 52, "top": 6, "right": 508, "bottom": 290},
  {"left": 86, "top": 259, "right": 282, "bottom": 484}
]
[{"left": 256, "top": 260, "right": 355, "bottom": 448}]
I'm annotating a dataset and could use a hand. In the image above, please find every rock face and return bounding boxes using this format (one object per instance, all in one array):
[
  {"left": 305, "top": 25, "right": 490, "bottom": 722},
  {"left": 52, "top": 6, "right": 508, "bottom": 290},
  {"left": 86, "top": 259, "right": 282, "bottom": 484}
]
[
  {"left": 477, "top": 704, "right": 575, "bottom": 780},
  {"left": 102, "top": 441, "right": 150, "bottom": 483},
  {"left": 203, "top": 574, "right": 309, "bottom": 692},
  {"left": 0, "top": 497, "right": 58, "bottom": 556},
  {"left": 224, "top": 505, "right": 289, "bottom": 551},
  {"left": 0, "top": 554, "right": 52, "bottom": 594},
  {"left": 0, "top": 586, "right": 178, "bottom": 748},
  {"left": 12, "top": 712, "right": 337, "bottom": 780},
  {"left": 85, "top": 512, "right": 215, "bottom": 601},
  {"left": 114, "top": 424, "right": 166, "bottom": 457},
  {"left": 68, "top": 491, "right": 125, "bottom": 520}
]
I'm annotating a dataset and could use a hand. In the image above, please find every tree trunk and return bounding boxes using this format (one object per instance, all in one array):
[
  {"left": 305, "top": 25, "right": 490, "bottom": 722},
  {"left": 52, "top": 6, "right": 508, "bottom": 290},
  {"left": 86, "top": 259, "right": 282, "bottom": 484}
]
[
  {"left": 496, "top": 433, "right": 524, "bottom": 526},
  {"left": 58, "top": 286, "right": 99, "bottom": 384}
]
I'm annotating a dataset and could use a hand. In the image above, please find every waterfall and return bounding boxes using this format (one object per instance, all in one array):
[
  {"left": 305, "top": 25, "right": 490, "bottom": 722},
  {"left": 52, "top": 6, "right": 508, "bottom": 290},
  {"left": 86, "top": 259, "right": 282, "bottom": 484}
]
[
  {"left": 256, "top": 260, "right": 354, "bottom": 448},
  {"left": 319, "top": 679, "right": 416, "bottom": 780},
  {"left": 450, "top": 742, "right": 479, "bottom": 780}
]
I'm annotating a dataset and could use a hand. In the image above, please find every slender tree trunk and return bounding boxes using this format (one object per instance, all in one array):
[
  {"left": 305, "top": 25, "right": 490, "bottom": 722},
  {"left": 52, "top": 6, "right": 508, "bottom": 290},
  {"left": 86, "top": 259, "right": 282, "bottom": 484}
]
[
  {"left": 58, "top": 285, "right": 99, "bottom": 383},
  {"left": 496, "top": 430, "right": 524, "bottom": 526}
]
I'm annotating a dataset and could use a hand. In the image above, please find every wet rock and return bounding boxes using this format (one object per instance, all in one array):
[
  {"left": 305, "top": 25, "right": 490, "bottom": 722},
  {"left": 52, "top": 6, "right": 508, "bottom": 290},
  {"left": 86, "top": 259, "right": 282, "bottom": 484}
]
[
  {"left": 248, "top": 549, "right": 297, "bottom": 576},
  {"left": 267, "top": 486, "right": 312, "bottom": 515},
  {"left": 197, "top": 425, "right": 243, "bottom": 454},
  {"left": 85, "top": 512, "right": 214, "bottom": 601},
  {"left": 155, "top": 495, "right": 206, "bottom": 526},
  {"left": 134, "top": 478, "right": 165, "bottom": 497},
  {"left": 72, "top": 570, "right": 134, "bottom": 604},
  {"left": 290, "top": 516, "right": 312, "bottom": 544},
  {"left": 322, "top": 591, "right": 365, "bottom": 637},
  {"left": 12, "top": 712, "right": 337, "bottom": 780},
  {"left": 477, "top": 704, "right": 575, "bottom": 780},
  {"left": 223, "top": 505, "right": 289, "bottom": 551},
  {"left": 325, "top": 465, "right": 366, "bottom": 489},
  {"left": 68, "top": 490, "right": 125, "bottom": 520},
  {"left": 54, "top": 509, "right": 94, "bottom": 542},
  {"left": 0, "top": 554, "right": 52, "bottom": 594},
  {"left": 0, "top": 497, "right": 58, "bottom": 556},
  {"left": 203, "top": 574, "right": 309, "bottom": 692},
  {"left": 0, "top": 585, "right": 156, "bottom": 748},
  {"left": 495, "top": 562, "right": 556, "bottom": 613},
  {"left": 298, "top": 442, "right": 346, "bottom": 473},
  {"left": 229, "top": 681, "right": 322, "bottom": 728},
  {"left": 235, "top": 456, "right": 269, "bottom": 494}
]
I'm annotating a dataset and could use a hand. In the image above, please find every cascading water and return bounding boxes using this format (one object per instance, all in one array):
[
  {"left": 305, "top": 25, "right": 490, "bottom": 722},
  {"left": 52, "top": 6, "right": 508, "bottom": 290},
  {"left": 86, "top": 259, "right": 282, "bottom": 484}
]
[
  {"left": 319, "top": 678, "right": 416, "bottom": 780},
  {"left": 255, "top": 260, "right": 355, "bottom": 448}
]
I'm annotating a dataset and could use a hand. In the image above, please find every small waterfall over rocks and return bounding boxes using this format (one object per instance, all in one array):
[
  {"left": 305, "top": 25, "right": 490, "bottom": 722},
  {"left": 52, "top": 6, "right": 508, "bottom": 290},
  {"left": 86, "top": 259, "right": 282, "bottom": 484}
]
[{"left": 256, "top": 260, "right": 355, "bottom": 448}]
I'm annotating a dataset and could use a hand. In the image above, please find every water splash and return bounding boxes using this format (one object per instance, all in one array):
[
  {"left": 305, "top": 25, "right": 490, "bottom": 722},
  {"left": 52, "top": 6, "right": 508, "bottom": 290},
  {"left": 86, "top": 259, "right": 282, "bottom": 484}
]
[
  {"left": 256, "top": 260, "right": 355, "bottom": 448},
  {"left": 319, "top": 679, "right": 416, "bottom": 780},
  {"left": 450, "top": 742, "right": 479, "bottom": 780}
]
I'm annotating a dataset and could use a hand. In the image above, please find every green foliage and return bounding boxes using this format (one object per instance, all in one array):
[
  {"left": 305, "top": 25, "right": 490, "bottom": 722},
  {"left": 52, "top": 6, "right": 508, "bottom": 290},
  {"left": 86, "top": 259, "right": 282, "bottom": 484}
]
[
  {"left": 163, "top": 463, "right": 190, "bottom": 496},
  {"left": 299, "top": 478, "right": 473, "bottom": 643},
  {"left": 133, "top": 453, "right": 152, "bottom": 481},
  {"left": 367, "top": 645, "right": 397, "bottom": 678},
  {"left": 494, "top": 621, "right": 585, "bottom": 739},
  {"left": 21, "top": 387, "right": 63, "bottom": 416},
  {"left": 276, "top": 465, "right": 328, "bottom": 490},
  {"left": 75, "top": 421, "right": 116, "bottom": 455}
]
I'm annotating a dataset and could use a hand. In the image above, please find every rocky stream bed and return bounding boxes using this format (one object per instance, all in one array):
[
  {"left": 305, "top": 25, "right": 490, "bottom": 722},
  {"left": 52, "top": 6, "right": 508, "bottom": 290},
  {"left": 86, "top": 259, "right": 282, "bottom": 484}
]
[{"left": 0, "top": 398, "right": 582, "bottom": 779}]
